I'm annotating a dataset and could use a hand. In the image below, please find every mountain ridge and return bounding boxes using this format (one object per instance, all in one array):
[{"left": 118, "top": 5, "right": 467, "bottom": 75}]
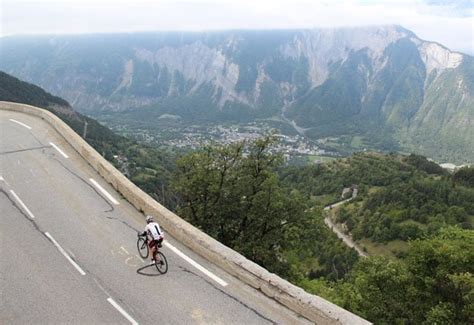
[{"left": 1, "top": 25, "right": 472, "bottom": 163}]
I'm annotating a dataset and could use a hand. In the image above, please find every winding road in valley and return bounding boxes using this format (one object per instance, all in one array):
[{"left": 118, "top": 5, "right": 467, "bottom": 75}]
[{"left": 323, "top": 190, "right": 368, "bottom": 257}]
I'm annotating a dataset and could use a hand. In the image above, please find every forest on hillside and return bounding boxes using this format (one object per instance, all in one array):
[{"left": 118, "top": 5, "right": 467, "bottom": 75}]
[
  {"left": 170, "top": 139, "right": 473, "bottom": 324},
  {"left": 281, "top": 153, "right": 474, "bottom": 253}
]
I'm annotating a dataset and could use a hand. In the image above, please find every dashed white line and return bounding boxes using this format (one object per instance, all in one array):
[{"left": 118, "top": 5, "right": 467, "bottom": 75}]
[
  {"left": 49, "top": 142, "right": 69, "bottom": 158},
  {"left": 44, "top": 232, "right": 86, "bottom": 276},
  {"left": 107, "top": 298, "right": 138, "bottom": 325},
  {"left": 9, "top": 119, "right": 32, "bottom": 130},
  {"left": 89, "top": 178, "right": 120, "bottom": 205},
  {"left": 10, "top": 190, "right": 35, "bottom": 219},
  {"left": 164, "top": 241, "right": 228, "bottom": 287},
  {"left": 0, "top": 175, "right": 8, "bottom": 186}
]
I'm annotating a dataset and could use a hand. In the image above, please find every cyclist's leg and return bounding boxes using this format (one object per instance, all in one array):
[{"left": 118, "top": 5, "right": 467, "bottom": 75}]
[
  {"left": 154, "top": 238, "right": 163, "bottom": 262},
  {"left": 148, "top": 240, "right": 156, "bottom": 262}
]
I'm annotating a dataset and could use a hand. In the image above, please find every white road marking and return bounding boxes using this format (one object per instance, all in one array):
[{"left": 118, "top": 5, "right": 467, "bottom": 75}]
[
  {"left": 120, "top": 246, "right": 129, "bottom": 255},
  {"left": 136, "top": 254, "right": 145, "bottom": 263},
  {"left": 107, "top": 298, "right": 138, "bottom": 325},
  {"left": 125, "top": 256, "right": 137, "bottom": 267},
  {"left": 49, "top": 142, "right": 69, "bottom": 158},
  {"left": 89, "top": 178, "right": 119, "bottom": 205},
  {"left": 10, "top": 190, "right": 35, "bottom": 219},
  {"left": 164, "top": 241, "right": 228, "bottom": 287},
  {"left": 9, "top": 119, "right": 32, "bottom": 129},
  {"left": 0, "top": 176, "right": 8, "bottom": 186},
  {"left": 44, "top": 232, "right": 86, "bottom": 276}
]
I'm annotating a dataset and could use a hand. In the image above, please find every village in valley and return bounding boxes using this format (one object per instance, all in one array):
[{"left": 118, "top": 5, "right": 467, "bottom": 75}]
[{"left": 108, "top": 121, "right": 343, "bottom": 163}]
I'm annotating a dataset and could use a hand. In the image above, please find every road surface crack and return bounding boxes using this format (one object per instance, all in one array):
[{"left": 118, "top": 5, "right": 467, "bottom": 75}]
[
  {"left": 0, "top": 145, "right": 50, "bottom": 156},
  {"left": 105, "top": 215, "right": 139, "bottom": 232},
  {"left": 52, "top": 158, "right": 114, "bottom": 212}
]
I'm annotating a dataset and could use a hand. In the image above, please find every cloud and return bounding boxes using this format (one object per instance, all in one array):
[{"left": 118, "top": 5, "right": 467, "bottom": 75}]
[
  {"left": 1, "top": 0, "right": 472, "bottom": 54},
  {"left": 420, "top": 0, "right": 473, "bottom": 17}
]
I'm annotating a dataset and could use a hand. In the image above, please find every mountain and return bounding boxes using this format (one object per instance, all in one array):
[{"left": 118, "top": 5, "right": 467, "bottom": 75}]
[
  {"left": 0, "top": 70, "right": 76, "bottom": 117},
  {"left": 0, "top": 70, "right": 116, "bottom": 150},
  {"left": 1, "top": 25, "right": 472, "bottom": 163},
  {"left": 0, "top": 71, "right": 177, "bottom": 207}
]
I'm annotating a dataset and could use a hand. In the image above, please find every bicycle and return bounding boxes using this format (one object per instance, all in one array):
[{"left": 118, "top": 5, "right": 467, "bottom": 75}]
[{"left": 137, "top": 233, "right": 168, "bottom": 274}]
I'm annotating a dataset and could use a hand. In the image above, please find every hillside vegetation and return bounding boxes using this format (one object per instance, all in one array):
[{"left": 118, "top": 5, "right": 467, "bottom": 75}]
[
  {"left": 281, "top": 152, "right": 474, "bottom": 255},
  {"left": 173, "top": 141, "right": 473, "bottom": 324}
]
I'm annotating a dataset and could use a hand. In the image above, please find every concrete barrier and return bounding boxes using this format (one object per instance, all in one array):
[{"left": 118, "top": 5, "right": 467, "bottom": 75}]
[{"left": 0, "top": 101, "right": 371, "bottom": 325}]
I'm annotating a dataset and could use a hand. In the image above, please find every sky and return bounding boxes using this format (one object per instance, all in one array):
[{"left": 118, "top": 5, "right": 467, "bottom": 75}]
[{"left": 1, "top": 0, "right": 473, "bottom": 55}]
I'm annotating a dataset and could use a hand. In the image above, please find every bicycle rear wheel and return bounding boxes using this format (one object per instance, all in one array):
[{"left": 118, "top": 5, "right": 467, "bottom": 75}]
[
  {"left": 137, "top": 237, "right": 149, "bottom": 259},
  {"left": 155, "top": 251, "right": 168, "bottom": 274}
]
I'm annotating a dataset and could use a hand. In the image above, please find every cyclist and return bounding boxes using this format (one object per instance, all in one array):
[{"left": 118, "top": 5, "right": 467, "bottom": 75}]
[{"left": 140, "top": 215, "right": 164, "bottom": 264}]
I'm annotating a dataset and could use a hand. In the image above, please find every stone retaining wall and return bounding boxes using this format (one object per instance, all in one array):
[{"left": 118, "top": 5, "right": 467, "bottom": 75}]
[{"left": 0, "top": 101, "right": 371, "bottom": 325}]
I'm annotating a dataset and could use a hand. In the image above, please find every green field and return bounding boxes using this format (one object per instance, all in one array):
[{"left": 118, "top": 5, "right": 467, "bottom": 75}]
[
  {"left": 358, "top": 239, "right": 409, "bottom": 257},
  {"left": 350, "top": 136, "right": 364, "bottom": 148},
  {"left": 307, "top": 155, "right": 338, "bottom": 163}
]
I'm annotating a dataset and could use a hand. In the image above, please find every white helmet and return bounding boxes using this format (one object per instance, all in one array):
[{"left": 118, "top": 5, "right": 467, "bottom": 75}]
[{"left": 146, "top": 215, "right": 153, "bottom": 223}]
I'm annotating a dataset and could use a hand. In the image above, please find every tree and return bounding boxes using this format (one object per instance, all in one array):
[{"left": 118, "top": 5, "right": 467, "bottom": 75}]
[
  {"left": 406, "top": 227, "right": 474, "bottom": 324},
  {"left": 323, "top": 228, "right": 474, "bottom": 324},
  {"left": 344, "top": 256, "right": 416, "bottom": 323},
  {"left": 172, "top": 137, "right": 309, "bottom": 275},
  {"left": 453, "top": 167, "right": 474, "bottom": 188}
]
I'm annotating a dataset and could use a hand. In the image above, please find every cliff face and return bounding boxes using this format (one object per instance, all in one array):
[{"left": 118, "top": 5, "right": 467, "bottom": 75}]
[{"left": 1, "top": 25, "right": 472, "bottom": 162}]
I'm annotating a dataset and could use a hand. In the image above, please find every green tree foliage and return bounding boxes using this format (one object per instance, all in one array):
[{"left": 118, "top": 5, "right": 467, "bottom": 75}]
[
  {"left": 310, "top": 228, "right": 473, "bottom": 324},
  {"left": 453, "top": 167, "right": 474, "bottom": 188},
  {"left": 405, "top": 153, "right": 446, "bottom": 175},
  {"left": 343, "top": 256, "right": 416, "bottom": 323},
  {"left": 172, "top": 137, "right": 310, "bottom": 274},
  {"left": 0, "top": 71, "right": 69, "bottom": 108},
  {"left": 282, "top": 153, "right": 474, "bottom": 243},
  {"left": 406, "top": 227, "right": 474, "bottom": 323},
  {"left": 172, "top": 137, "right": 359, "bottom": 279}
]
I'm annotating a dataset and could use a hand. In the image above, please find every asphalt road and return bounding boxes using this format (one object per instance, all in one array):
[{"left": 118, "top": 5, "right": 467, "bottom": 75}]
[
  {"left": 0, "top": 111, "right": 312, "bottom": 324},
  {"left": 323, "top": 190, "right": 367, "bottom": 257}
]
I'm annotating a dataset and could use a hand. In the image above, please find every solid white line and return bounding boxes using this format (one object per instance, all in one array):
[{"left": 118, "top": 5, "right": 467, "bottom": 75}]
[
  {"left": 49, "top": 142, "right": 69, "bottom": 158},
  {"left": 44, "top": 232, "right": 86, "bottom": 276},
  {"left": 10, "top": 190, "right": 35, "bottom": 219},
  {"left": 107, "top": 298, "right": 138, "bottom": 325},
  {"left": 89, "top": 178, "right": 119, "bottom": 205},
  {"left": 9, "top": 119, "right": 32, "bottom": 129},
  {"left": 164, "top": 241, "right": 228, "bottom": 287}
]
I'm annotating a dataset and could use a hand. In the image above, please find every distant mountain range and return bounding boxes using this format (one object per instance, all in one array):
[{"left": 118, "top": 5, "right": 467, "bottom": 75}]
[{"left": 1, "top": 25, "right": 472, "bottom": 163}]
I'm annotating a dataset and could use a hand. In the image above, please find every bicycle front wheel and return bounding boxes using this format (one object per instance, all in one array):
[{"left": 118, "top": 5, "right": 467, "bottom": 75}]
[
  {"left": 137, "top": 237, "right": 149, "bottom": 259},
  {"left": 155, "top": 251, "right": 168, "bottom": 274}
]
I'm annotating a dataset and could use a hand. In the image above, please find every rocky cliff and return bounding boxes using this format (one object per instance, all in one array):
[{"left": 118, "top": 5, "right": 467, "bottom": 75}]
[{"left": 1, "top": 25, "right": 472, "bottom": 162}]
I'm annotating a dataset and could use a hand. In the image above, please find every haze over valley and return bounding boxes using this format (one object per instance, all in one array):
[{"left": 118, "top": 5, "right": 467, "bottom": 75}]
[{"left": 1, "top": 25, "right": 473, "bottom": 163}]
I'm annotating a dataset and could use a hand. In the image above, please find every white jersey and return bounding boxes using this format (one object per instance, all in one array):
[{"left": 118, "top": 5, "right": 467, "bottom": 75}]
[{"left": 145, "top": 222, "right": 163, "bottom": 241}]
